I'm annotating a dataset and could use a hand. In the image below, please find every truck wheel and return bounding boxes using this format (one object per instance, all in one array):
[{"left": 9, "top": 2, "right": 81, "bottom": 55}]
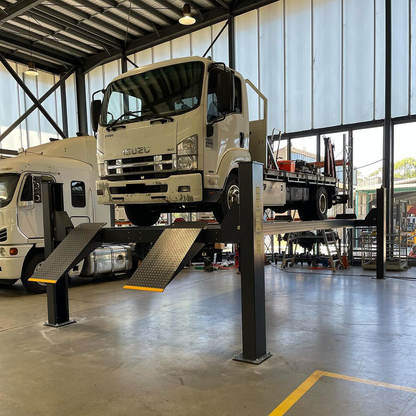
[
  {"left": 213, "top": 174, "right": 239, "bottom": 223},
  {"left": 125, "top": 205, "right": 160, "bottom": 226},
  {"left": 311, "top": 186, "right": 328, "bottom": 220},
  {"left": 21, "top": 253, "right": 47, "bottom": 294}
]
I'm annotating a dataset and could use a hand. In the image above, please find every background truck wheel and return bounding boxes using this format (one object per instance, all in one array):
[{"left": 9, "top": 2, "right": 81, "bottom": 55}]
[
  {"left": 21, "top": 252, "right": 46, "bottom": 294},
  {"left": 213, "top": 174, "right": 239, "bottom": 223},
  {"left": 298, "top": 186, "right": 328, "bottom": 221},
  {"left": 125, "top": 205, "right": 160, "bottom": 226},
  {"left": 0, "top": 279, "right": 18, "bottom": 286}
]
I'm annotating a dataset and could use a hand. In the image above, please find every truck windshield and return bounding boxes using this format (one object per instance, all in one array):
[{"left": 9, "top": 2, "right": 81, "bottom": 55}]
[
  {"left": 101, "top": 61, "right": 204, "bottom": 126},
  {"left": 0, "top": 173, "right": 20, "bottom": 208}
]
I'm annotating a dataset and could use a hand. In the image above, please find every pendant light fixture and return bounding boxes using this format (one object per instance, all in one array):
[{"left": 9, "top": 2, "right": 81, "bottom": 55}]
[
  {"left": 25, "top": 61, "right": 38, "bottom": 76},
  {"left": 179, "top": 4, "right": 196, "bottom": 25}
]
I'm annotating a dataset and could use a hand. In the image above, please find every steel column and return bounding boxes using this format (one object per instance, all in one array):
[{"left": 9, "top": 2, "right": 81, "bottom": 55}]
[
  {"left": 0, "top": 54, "right": 67, "bottom": 139},
  {"left": 42, "top": 182, "right": 75, "bottom": 327},
  {"left": 376, "top": 187, "right": 387, "bottom": 279},
  {"left": 60, "top": 76, "right": 69, "bottom": 138},
  {"left": 383, "top": 0, "right": 393, "bottom": 233},
  {"left": 228, "top": 14, "right": 235, "bottom": 69},
  {"left": 76, "top": 68, "right": 88, "bottom": 134},
  {"left": 234, "top": 162, "right": 271, "bottom": 364}
]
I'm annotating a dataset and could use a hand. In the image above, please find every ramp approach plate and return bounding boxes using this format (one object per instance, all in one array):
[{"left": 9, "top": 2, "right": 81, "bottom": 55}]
[
  {"left": 124, "top": 223, "right": 206, "bottom": 292},
  {"left": 29, "top": 223, "right": 105, "bottom": 284}
]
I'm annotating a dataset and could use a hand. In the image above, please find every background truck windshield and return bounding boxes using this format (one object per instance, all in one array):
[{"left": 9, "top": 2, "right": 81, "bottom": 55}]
[
  {"left": 0, "top": 173, "right": 20, "bottom": 208},
  {"left": 102, "top": 61, "right": 204, "bottom": 126}
]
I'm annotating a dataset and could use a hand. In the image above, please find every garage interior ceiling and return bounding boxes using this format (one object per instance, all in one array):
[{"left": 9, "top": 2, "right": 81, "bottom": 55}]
[{"left": 0, "top": 0, "right": 277, "bottom": 74}]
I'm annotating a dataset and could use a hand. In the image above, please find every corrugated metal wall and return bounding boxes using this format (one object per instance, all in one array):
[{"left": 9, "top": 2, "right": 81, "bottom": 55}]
[{"left": 0, "top": 61, "right": 77, "bottom": 150}]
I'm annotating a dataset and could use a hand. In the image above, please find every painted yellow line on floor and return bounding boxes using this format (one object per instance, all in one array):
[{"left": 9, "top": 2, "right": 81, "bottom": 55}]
[
  {"left": 28, "top": 278, "right": 56, "bottom": 284},
  {"left": 123, "top": 285, "right": 164, "bottom": 292},
  {"left": 269, "top": 370, "right": 416, "bottom": 416}
]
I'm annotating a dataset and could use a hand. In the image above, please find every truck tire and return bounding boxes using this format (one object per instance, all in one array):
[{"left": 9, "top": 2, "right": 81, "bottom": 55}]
[
  {"left": 21, "top": 252, "right": 47, "bottom": 294},
  {"left": 125, "top": 205, "right": 160, "bottom": 226},
  {"left": 298, "top": 187, "right": 328, "bottom": 221},
  {"left": 213, "top": 174, "right": 239, "bottom": 223},
  {"left": 310, "top": 186, "right": 328, "bottom": 220}
]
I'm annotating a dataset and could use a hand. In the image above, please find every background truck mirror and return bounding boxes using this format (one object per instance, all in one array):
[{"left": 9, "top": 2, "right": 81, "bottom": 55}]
[
  {"left": 207, "top": 123, "right": 214, "bottom": 137},
  {"left": 217, "top": 71, "right": 235, "bottom": 113},
  {"left": 90, "top": 100, "right": 102, "bottom": 132}
]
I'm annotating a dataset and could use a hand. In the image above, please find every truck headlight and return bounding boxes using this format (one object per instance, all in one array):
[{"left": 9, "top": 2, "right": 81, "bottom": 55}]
[
  {"left": 178, "top": 135, "right": 197, "bottom": 156},
  {"left": 97, "top": 149, "right": 107, "bottom": 177},
  {"left": 178, "top": 156, "right": 197, "bottom": 171}
]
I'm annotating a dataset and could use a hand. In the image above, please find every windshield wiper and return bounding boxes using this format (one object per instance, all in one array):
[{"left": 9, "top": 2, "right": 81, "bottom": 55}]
[
  {"left": 106, "top": 110, "right": 153, "bottom": 131},
  {"left": 149, "top": 115, "right": 174, "bottom": 124}
]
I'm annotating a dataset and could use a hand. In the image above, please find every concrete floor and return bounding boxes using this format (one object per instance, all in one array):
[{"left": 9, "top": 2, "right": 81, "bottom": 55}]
[{"left": 1, "top": 265, "right": 416, "bottom": 415}]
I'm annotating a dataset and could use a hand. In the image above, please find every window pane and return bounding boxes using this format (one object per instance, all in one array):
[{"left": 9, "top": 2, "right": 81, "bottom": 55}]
[{"left": 71, "top": 181, "right": 86, "bottom": 208}]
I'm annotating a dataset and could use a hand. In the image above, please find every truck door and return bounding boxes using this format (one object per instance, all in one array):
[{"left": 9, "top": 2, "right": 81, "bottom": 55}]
[
  {"left": 204, "top": 69, "right": 248, "bottom": 185},
  {"left": 67, "top": 179, "right": 91, "bottom": 227},
  {"left": 17, "top": 174, "right": 54, "bottom": 239}
]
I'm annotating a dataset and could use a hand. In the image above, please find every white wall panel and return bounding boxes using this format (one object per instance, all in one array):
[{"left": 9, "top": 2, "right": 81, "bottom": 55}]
[
  {"left": 211, "top": 22, "right": 228, "bottom": 65},
  {"left": 135, "top": 49, "right": 153, "bottom": 67},
  {"left": 375, "top": 0, "right": 385, "bottom": 119},
  {"left": 66, "top": 73, "right": 78, "bottom": 138},
  {"left": 172, "top": 35, "right": 191, "bottom": 58},
  {"left": 236, "top": 10, "right": 259, "bottom": 121},
  {"left": 22, "top": 70, "right": 41, "bottom": 148},
  {"left": 392, "top": 0, "right": 410, "bottom": 117},
  {"left": 285, "top": 0, "right": 312, "bottom": 132},
  {"left": 259, "top": 2, "right": 284, "bottom": 132},
  {"left": 191, "top": 27, "right": 212, "bottom": 57},
  {"left": 37, "top": 71, "right": 58, "bottom": 142},
  {"left": 153, "top": 42, "right": 171, "bottom": 62},
  {"left": 103, "top": 59, "right": 121, "bottom": 86},
  {"left": 343, "top": 0, "right": 375, "bottom": 124},
  {"left": 313, "top": 0, "right": 342, "bottom": 128}
]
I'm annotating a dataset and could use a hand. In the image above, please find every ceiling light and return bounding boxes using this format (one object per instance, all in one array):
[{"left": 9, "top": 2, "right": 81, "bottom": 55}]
[
  {"left": 25, "top": 61, "right": 38, "bottom": 76},
  {"left": 179, "top": 4, "right": 196, "bottom": 25}
]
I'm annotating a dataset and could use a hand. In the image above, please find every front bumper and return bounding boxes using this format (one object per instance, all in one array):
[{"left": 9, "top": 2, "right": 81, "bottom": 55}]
[
  {"left": 97, "top": 173, "right": 203, "bottom": 204},
  {"left": 0, "top": 246, "right": 31, "bottom": 280}
]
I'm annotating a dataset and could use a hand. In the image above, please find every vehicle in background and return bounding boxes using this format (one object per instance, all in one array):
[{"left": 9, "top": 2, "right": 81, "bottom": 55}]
[
  {"left": 92, "top": 57, "right": 345, "bottom": 226},
  {"left": 0, "top": 136, "right": 133, "bottom": 294}
]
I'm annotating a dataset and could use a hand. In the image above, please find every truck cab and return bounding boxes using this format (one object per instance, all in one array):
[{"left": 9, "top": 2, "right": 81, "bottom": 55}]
[
  {"left": 0, "top": 136, "right": 111, "bottom": 293},
  {"left": 93, "top": 57, "right": 341, "bottom": 225}
]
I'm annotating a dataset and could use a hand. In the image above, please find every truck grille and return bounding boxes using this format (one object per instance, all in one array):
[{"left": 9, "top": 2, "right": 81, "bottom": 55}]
[
  {"left": 107, "top": 154, "right": 176, "bottom": 176},
  {"left": 0, "top": 228, "right": 7, "bottom": 242}
]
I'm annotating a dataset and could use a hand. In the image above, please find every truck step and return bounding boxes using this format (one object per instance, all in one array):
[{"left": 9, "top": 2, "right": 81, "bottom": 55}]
[
  {"left": 124, "top": 223, "right": 206, "bottom": 292},
  {"left": 29, "top": 223, "right": 105, "bottom": 284}
]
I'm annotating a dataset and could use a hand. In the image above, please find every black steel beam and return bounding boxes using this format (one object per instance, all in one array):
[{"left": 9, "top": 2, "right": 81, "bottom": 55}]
[
  {"left": 0, "top": 0, "right": 44, "bottom": 23},
  {"left": 71, "top": 0, "right": 149, "bottom": 36},
  {"left": 29, "top": 10, "right": 121, "bottom": 50},
  {"left": 82, "top": 0, "right": 280, "bottom": 73},
  {"left": 76, "top": 68, "right": 88, "bottom": 134},
  {"left": 34, "top": 6, "right": 124, "bottom": 49},
  {"left": 376, "top": 187, "right": 387, "bottom": 279},
  {"left": 0, "top": 31, "right": 79, "bottom": 65},
  {"left": 0, "top": 54, "right": 67, "bottom": 138},
  {"left": 0, "top": 148, "right": 18, "bottom": 156},
  {"left": 153, "top": 0, "right": 183, "bottom": 18},
  {"left": 130, "top": 0, "right": 175, "bottom": 25},
  {"left": 0, "top": 66, "right": 75, "bottom": 142}
]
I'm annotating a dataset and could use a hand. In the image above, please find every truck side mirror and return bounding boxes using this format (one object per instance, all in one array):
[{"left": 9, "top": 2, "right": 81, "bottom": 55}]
[
  {"left": 206, "top": 124, "right": 214, "bottom": 138},
  {"left": 216, "top": 71, "right": 235, "bottom": 113},
  {"left": 90, "top": 100, "right": 102, "bottom": 132}
]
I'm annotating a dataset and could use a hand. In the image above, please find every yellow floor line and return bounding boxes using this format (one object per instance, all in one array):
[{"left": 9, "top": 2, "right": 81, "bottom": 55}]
[
  {"left": 268, "top": 370, "right": 416, "bottom": 416},
  {"left": 28, "top": 278, "right": 56, "bottom": 284},
  {"left": 123, "top": 285, "right": 164, "bottom": 292}
]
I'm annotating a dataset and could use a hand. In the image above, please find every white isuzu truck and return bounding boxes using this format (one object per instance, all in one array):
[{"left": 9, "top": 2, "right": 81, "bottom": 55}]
[
  {"left": 0, "top": 136, "right": 132, "bottom": 293},
  {"left": 91, "top": 57, "right": 345, "bottom": 226}
]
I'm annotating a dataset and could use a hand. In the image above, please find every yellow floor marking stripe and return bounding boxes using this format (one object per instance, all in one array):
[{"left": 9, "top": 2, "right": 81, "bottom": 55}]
[
  {"left": 28, "top": 278, "right": 56, "bottom": 284},
  {"left": 123, "top": 285, "right": 164, "bottom": 292},
  {"left": 268, "top": 370, "right": 416, "bottom": 416},
  {"left": 268, "top": 370, "right": 324, "bottom": 416},
  {"left": 320, "top": 371, "right": 416, "bottom": 394}
]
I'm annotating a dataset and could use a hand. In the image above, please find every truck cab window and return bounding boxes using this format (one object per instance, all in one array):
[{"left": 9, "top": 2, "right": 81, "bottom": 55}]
[
  {"left": 234, "top": 77, "right": 242, "bottom": 113},
  {"left": 20, "top": 175, "right": 33, "bottom": 202},
  {"left": 71, "top": 181, "right": 86, "bottom": 208},
  {"left": 207, "top": 69, "right": 224, "bottom": 122}
]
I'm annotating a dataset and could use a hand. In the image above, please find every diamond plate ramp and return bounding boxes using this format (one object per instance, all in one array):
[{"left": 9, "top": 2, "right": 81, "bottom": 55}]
[
  {"left": 29, "top": 223, "right": 105, "bottom": 284},
  {"left": 124, "top": 223, "right": 206, "bottom": 292}
]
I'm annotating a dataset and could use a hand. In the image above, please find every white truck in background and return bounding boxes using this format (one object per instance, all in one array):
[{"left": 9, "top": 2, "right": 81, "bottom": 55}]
[
  {"left": 0, "top": 136, "right": 133, "bottom": 294},
  {"left": 91, "top": 56, "right": 345, "bottom": 226}
]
